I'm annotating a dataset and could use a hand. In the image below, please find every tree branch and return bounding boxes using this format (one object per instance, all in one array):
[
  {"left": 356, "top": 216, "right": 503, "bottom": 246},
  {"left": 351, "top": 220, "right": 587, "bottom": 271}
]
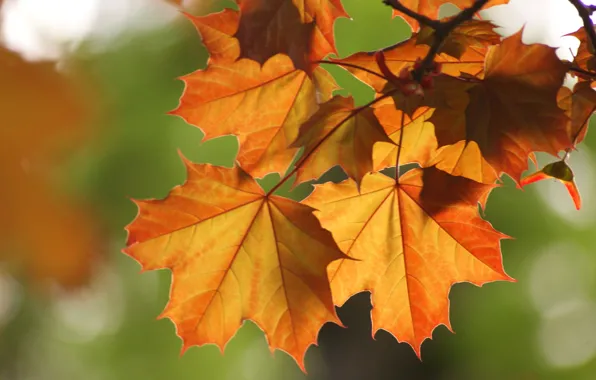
[
  {"left": 568, "top": 0, "right": 596, "bottom": 54},
  {"left": 382, "top": 0, "right": 440, "bottom": 28}
]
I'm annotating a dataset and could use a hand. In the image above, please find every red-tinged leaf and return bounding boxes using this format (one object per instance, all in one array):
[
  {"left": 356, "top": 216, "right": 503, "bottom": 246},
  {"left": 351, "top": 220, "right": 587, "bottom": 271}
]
[
  {"left": 557, "top": 81, "right": 596, "bottom": 146},
  {"left": 564, "top": 181, "right": 582, "bottom": 210},
  {"left": 333, "top": 37, "right": 486, "bottom": 92},
  {"left": 520, "top": 160, "right": 581, "bottom": 210},
  {"left": 430, "top": 29, "right": 571, "bottom": 183},
  {"left": 291, "top": 96, "right": 393, "bottom": 185},
  {"left": 391, "top": 0, "right": 509, "bottom": 32},
  {"left": 185, "top": 9, "right": 241, "bottom": 63},
  {"left": 568, "top": 27, "right": 596, "bottom": 78},
  {"left": 171, "top": 54, "right": 318, "bottom": 177},
  {"left": 303, "top": 168, "right": 513, "bottom": 356},
  {"left": 124, "top": 159, "right": 345, "bottom": 371},
  {"left": 416, "top": 19, "right": 501, "bottom": 59}
]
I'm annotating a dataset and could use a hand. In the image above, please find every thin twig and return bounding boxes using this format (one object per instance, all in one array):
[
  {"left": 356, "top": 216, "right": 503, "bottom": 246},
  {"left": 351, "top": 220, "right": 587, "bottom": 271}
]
[
  {"left": 568, "top": 0, "right": 596, "bottom": 54},
  {"left": 569, "top": 66, "right": 596, "bottom": 80},
  {"left": 382, "top": 0, "right": 439, "bottom": 28},
  {"left": 314, "top": 60, "right": 388, "bottom": 81},
  {"left": 384, "top": 0, "right": 490, "bottom": 81}
]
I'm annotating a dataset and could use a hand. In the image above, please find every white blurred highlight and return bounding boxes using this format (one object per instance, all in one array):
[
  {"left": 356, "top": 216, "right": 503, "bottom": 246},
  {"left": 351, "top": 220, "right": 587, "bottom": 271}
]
[
  {"left": 50, "top": 266, "right": 124, "bottom": 343},
  {"left": 0, "top": 0, "right": 179, "bottom": 60},
  {"left": 0, "top": 269, "right": 21, "bottom": 327}
]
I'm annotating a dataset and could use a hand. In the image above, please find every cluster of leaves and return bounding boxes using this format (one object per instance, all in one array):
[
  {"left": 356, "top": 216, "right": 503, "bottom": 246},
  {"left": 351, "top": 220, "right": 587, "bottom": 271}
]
[{"left": 124, "top": 0, "right": 596, "bottom": 372}]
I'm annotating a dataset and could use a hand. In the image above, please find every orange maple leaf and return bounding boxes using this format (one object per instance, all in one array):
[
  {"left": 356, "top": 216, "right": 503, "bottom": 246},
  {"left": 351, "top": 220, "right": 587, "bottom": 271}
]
[
  {"left": 290, "top": 95, "right": 393, "bottom": 185},
  {"left": 186, "top": 9, "right": 241, "bottom": 63},
  {"left": 124, "top": 158, "right": 345, "bottom": 370},
  {"left": 391, "top": 0, "right": 509, "bottom": 32},
  {"left": 372, "top": 102, "right": 438, "bottom": 170},
  {"left": 0, "top": 47, "right": 99, "bottom": 289},
  {"left": 171, "top": 54, "right": 319, "bottom": 177},
  {"left": 174, "top": 11, "right": 339, "bottom": 177},
  {"left": 304, "top": 167, "right": 513, "bottom": 355}
]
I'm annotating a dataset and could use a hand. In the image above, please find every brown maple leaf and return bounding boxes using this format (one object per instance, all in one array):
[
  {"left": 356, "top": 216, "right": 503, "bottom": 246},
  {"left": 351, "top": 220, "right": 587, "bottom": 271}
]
[
  {"left": 391, "top": 0, "right": 509, "bottom": 32},
  {"left": 290, "top": 95, "right": 393, "bottom": 185},
  {"left": 557, "top": 81, "right": 596, "bottom": 146},
  {"left": 235, "top": 0, "right": 315, "bottom": 70},
  {"left": 568, "top": 26, "right": 596, "bottom": 78},
  {"left": 304, "top": 167, "right": 513, "bottom": 356},
  {"left": 429, "top": 29, "right": 572, "bottom": 183},
  {"left": 236, "top": 0, "right": 347, "bottom": 69},
  {"left": 124, "top": 158, "right": 345, "bottom": 371}
]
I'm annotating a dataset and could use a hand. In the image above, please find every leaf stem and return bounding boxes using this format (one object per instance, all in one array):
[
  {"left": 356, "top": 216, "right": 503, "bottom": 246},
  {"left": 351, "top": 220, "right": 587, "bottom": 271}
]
[
  {"left": 395, "top": 111, "right": 406, "bottom": 182},
  {"left": 314, "top": 60, "right": 389, "bottom": 81}
]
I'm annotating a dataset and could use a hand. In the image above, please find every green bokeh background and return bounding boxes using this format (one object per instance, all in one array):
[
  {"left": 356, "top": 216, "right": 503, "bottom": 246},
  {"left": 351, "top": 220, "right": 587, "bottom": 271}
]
[{"left": 2, "top": 1, "right": 596, "bottom": 379}]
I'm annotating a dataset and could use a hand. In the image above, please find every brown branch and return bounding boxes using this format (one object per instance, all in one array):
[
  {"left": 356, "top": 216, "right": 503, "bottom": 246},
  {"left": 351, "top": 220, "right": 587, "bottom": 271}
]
[
  {"left": 382, "top": 0, "right": 440, "bottom": 28},
  {"left": 569, "top": 66, "right": 596, "bottom": 80},
  {"left": 568, "top": 0, "right": 596, "bottom": 54},
  {"left": 384, "top": 0, "right": 491, "bottom": 81}
]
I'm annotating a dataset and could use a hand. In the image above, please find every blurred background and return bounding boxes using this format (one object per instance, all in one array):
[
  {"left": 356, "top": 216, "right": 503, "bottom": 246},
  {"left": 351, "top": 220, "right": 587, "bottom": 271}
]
[{"left": 1, "top": 0, "right": 596, "bottom": 379}]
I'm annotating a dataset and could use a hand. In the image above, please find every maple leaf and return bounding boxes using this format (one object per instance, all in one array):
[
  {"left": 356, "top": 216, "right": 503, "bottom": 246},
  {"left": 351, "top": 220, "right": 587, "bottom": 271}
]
[
  {"left": 176, "top": 10, "right": 339, "bottom": 177},
  {"left": 520, "top": 160, "right": 581, "bottom": 210},
  {"left": 429, "top": 30, "right": 571, "bottom": 183},
  {"left": 568, "top": 26, "right": 596, "bottom": 78},
  {"left": 235, "top": 0, "right": 314, "bottom": 70},
  {"left": 303, "top": 167, "right": 513, "bottom": 355},
  {"left": 372, "top": 102, "right": 438, "bottom": 170},
  {"left": 390, "top": 0, "right": 509, "bottom": 32},
  {"left": 557, "top": 81, "right": 596, "bottom": 146},
  {"left": 333, "top": 36, "right": 487, "bottom": 93},
  {"left": 171, "top": 54, "right": 319, "bottom": 178},
  {"left": 416, "top": 19, "right": 501, "bottom": 59},
  {"left": 236, "top": 0, "right": 347, "bottom": 68},
  {"left": 0, "top": 47, "right": 98, "bottom": 288},
  {"left": 290, "top": 95, "right": 393, "bottom": 185},
  {"left": 124, "top": 158, "right": 345, "bottom": 370},
  {"left": 186, "top": 9, "right": 241, "bottom": 63}
]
